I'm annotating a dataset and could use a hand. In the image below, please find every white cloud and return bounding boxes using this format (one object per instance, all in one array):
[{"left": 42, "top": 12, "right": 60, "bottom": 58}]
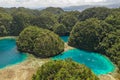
[{"left": 0, "top": 0, "right": 119, "bottom": 8}]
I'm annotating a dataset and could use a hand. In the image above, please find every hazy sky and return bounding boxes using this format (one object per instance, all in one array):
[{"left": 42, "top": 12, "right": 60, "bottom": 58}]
[{"left": 0, "top": 0, "right": 119, "bottom": 8}]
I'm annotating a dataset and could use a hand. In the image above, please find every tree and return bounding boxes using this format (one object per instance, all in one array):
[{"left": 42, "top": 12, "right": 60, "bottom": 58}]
[
  {"left": 79, "top": 7, "right": 111, "bottom": 21},
  {"left": 58, "top": 13, "right": 78, "bottom": 34},
  {"left": 10, "top": 12, "right": 32, "bottom": 35},
  {"left": 68, "top": 18, "right": 113, "bottom": 51},
  {"left": 17, "top": 26, "right": 64, "bottom": 58},
  {"left": 53, "top": 23, "right": 67, "bottom": 36},
  {"left": 41, "top": 7, "right": 64, "bottom": 15},
  {"left": 31, "top": 14, "right": 57, "bottom": 30},
  {"left": 0, "top": 13, "right": 12, "bottom": 35},
  {"left": 105, "top": 11, "right": 120, "bottom": 29},
  {"left": 64, "top": 11, "right": 80, "bottom": 19},
  {"left": 32, "top": 60, "right": 99, "bottom": 80},
  {"left": 97, "top": 30, "right": 120, "bottom": 70},
  {"left": 0, "top": 25, "right": 7, "bottom": 36}
]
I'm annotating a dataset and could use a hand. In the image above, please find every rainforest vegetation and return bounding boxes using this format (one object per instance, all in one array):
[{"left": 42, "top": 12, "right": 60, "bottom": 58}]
[
  {"left": 32, "top": 60, "right": 99, "bottom": 80},
  {"left": 0, "top": 7, "right": 120, "bottom": 79},
  {"left": 17, "top": 26, "right": 64, "bottom": 58}
]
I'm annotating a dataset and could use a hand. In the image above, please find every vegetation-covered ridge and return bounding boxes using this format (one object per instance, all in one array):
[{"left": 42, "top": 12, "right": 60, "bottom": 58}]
[
  {"left": 0, "top": 7, "right": 80, "bottom": 36},
  {"left": 32, "top": 60, "right": 99, "bottom": 80},
  {"left": 17, "top": 26, "right": 64, "bottom": 58},
  {"left": 68, "top": 15, "right": 120, "bottom": 71}
]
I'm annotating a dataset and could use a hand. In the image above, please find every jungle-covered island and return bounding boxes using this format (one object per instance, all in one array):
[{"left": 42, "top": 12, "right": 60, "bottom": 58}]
[{"left": 0, "top": 7, "right": 120, "bottom": 80}]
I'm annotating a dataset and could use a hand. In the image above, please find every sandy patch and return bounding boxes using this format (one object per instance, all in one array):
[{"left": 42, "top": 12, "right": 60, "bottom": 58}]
[
  {"left": 0, "top": 55, "right": 49, "bottom": 80},
  {"left": 64, "top": 43, "right": 74, "bottom": 51}
]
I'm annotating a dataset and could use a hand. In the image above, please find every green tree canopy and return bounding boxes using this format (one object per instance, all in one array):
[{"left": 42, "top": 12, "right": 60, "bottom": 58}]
[
  {"left": 17, "top": 26, "right": 64, "bottom": 58},
  {"left": 0, "top": 13, "right": 13, "bottom": 35},
  {"left": 41, "top": 7, "right": 64, "bottom": 15},
  {"left": 10, "top": 12, "right": 32, "bottom": 35},
  {"left": 79, "top": 7, "right": 111, "bottom": 21},
  {"left": 68, "top": 18, "right": 113, "bottom": 51},
  {"left": 105, "top": 11, "right": 120, "bottom": 29},
  {"left": 97, "top": 30, "right": 120, "bottom": 69},
  {"left": 0, "top": 25, "right": 7, "bottom": 36},
  {"left": 58, "top": 13, "right": 78, "bottom": 34},
  {"left": 31, "top": 14, "right": 57, "bottom": 30},
  {"left": 53, "top": 23, "right": 67, "bottom": 36},
  {"left": 32, "top": 60, "right": 99, "bottom": 80}
]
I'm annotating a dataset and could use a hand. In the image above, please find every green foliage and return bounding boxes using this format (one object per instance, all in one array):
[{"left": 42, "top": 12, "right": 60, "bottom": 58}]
[
  {"left": 0, "top": 7, "right": 79, "bottom": 36},
  {"left": 53, "top": 23, "right": 67, "bottom": 36},
  {"left": 68, "top": 18, "right": 113, "bottom": 51},
  {"left": 17, "top": 26, "right": 64, "bottom": 57},
  {"left": 0, "top": 25, "right": 7, "bottom": 36},
  {"left": 10, "top": 12, "right": 33, "bottom": 35},
  {"left": 64, "top": 11, "right": 80, "bottom": 19},
  {"left": 105, "top": 11, "right": 120, "bottom": 29},
  {"left": 68, "top": 17, "right": 120, "bottom": 70},
  {"left": 32, "top": 60, "right": 99, "bottom": 80},
  {"left": 30, "top": 13, "right": 57, "bottom": 30},
  {"left": 97, "top": 30, "right": 120, "bottom": 69},
  {"left": 41, "top": 7, "right": 64, "bottom": 15},
  {"left": 79, "top": 7, "right": 111, "bottom": 21},
  {"left": 0, "top": 13, "right": 12, "bottom": 36},
  {"left": 58, "top": 13, "right": 78, "bottom": 34}
]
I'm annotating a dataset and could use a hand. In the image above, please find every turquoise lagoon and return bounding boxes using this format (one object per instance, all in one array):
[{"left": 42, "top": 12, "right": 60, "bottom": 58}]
[
  {"left": 52, "top": 36, "right": 115, "bottom": 75},
  {"left": 60, "top": 36, "right": 69, "bottom": 42},
  {"left": 0, "top": 38, "right": 27, "bottom": 69}
]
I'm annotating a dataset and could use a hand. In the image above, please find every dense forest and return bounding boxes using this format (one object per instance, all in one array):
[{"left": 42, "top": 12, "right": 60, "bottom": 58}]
[
  {"left": 17, "top": 26, "right": 64, "bottom": 58},
  {"left": 32, "top": 60, "right": 99, "bottom": 80},
  {"left": 0, "top": 7, "right": 120, "bottom": 79}
]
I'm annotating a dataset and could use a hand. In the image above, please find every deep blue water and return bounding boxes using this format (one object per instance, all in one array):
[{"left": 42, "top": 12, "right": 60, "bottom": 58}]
[
  {"left": 0, "top": 38, "right": 27, "bottom": 69},
  {"left": 60, "top": 36, "right": 69, "bottom": 42},
  {"left": 52, "top": 36, "right": 115, "bottom": 75}
]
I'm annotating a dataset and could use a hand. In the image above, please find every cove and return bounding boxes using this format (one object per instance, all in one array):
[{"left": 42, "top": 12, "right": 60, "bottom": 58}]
[
  {"left": 52, "top": 49, "right": 115, "bottom": 75},
  {"left": 52, "top": 36, "right": 116, "bottom": 75},
  {"left": 0, "top": 38, "right": 27, "bottom": 69}
]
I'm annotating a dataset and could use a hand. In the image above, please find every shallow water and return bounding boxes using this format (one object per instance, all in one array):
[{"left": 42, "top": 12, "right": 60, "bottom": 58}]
[
  {"left": 52, "top": 49, "right": 115, "bottom": 75},
  {"left": 0, "top": 38, "right": 27, "bottom": 69},
  {"left": 53, "top": 36, "right": 116, "bottom": 75}
]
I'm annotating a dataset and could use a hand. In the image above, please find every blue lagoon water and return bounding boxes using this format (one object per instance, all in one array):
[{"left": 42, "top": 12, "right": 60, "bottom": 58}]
[
  {"left": 52, "top": 49, "right": 115, "bottom": 75},
  {"left": 53, "top": 36, "right": 115, "bottom": 75},
  {"left": 60, "top": 36, "right": 69, "bottom": 42},
  {"left": 0, "top": 38, "right": 27, "bottom": 69}
]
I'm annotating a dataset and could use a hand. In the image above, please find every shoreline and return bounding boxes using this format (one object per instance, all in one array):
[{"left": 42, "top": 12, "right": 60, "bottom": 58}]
[
  {"left": 0, "top": 36, "right": 119, "bottom": 80},
  {"left": 0, "top": 36, "right": 28, "bottom": 70},
  {"left": 0, "top": 53, "right": 29, "bottom": 70},
  {"left": 0, "top": 36, "right": 17, "bottom": 41},
  {"left": 0, "top": 54, "right": 49, "bottom": 80},
  {"left": 63, "top": 42, "right": 118, "bottom": 80}
]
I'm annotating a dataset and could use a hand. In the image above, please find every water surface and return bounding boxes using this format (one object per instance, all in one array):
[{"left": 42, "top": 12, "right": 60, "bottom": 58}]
[
  {"left": 60, "top": 36, "right": 69, "bottom": 42},
  {"left": 52, "top": 49, "right": 115, "bottom": 75},
  {"left": 53, "top": 36, "right": 115, "bottom": 75},
  {"left": 0, "top": 38, "right": 27, "bottom": 69}
]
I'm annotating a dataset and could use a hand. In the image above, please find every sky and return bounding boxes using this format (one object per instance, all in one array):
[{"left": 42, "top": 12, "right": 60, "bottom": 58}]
[{"left": 0, "top": 0, "right": 120, "bottom": 8}]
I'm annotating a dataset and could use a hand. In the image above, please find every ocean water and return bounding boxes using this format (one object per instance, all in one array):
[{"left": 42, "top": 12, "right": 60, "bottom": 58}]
[
  {"left": 52, "top": 49, "right": 115, "bottom": 75},
  {"left": 0, "top": 38, "right": 27, "bottom": 69}
]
